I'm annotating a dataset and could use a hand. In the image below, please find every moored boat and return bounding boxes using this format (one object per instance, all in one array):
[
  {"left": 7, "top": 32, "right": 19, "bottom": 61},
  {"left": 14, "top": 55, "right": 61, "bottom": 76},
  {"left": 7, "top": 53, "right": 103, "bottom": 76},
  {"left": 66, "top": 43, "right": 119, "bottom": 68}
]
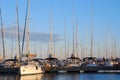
[{"left": 44, "top": 54, "right": 59, "bottom": 73}]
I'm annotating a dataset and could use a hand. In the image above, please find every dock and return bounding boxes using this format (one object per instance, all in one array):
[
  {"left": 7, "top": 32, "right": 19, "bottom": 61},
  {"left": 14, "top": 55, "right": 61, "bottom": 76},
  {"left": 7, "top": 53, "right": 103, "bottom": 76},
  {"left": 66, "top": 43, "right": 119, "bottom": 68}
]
[{"left": 46, "top": 66, "right": 120, "bottom": 72}]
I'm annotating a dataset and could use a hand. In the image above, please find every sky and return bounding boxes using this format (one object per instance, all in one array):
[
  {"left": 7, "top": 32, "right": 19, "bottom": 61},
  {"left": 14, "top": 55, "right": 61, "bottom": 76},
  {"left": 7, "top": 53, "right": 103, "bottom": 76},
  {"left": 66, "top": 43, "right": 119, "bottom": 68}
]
[{"left": 0, "top": 0, "right": 120, "bottom": 59}]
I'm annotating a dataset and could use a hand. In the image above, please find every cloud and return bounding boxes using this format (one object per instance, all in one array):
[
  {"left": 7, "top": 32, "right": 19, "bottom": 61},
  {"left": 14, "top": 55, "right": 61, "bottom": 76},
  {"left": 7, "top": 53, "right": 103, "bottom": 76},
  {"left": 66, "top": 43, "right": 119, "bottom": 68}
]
[
  {"left": 0, "top": 27, "right": 62, "bottom": 43},
  {"left": 30, "top": 32, "right": 62, "bottom": 42}
]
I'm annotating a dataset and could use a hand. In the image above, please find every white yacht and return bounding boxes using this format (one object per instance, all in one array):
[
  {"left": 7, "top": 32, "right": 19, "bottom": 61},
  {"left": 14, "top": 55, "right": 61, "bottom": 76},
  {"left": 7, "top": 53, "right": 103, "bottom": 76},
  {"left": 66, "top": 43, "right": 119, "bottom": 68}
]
[{"left": 20, "top": 57, "right": 44, "bottom": 75}]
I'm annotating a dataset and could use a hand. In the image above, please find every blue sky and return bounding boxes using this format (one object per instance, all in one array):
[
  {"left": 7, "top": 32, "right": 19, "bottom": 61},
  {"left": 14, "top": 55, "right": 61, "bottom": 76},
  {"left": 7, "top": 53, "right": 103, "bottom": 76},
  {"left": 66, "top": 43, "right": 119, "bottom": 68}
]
[{"left": 0, "top": 0, "right": 120, "bottom": 59}]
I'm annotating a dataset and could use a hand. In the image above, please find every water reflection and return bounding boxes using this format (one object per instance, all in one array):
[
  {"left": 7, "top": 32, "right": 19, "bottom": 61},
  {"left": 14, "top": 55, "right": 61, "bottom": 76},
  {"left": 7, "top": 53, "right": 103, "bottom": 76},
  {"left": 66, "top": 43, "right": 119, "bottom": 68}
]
[
  {"left": 20, "top": 74, "right": 44, "bottom": 80},
  {"left": 44, "top": 73, "right": 81, "bottom": 80},
  {"left": 0, "top": 73, "right": 120, "bottom": 80}
]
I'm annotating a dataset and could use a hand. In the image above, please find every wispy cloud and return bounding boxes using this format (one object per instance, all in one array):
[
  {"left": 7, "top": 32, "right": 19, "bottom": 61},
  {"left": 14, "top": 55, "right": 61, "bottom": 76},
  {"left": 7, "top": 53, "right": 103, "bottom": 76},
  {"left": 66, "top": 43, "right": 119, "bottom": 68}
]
[
  {"left": 0, "top": 27, "right": 62, "bottom": 43},
  {"left": 30, "top": 32, "right": 62, "bottom": 42}
]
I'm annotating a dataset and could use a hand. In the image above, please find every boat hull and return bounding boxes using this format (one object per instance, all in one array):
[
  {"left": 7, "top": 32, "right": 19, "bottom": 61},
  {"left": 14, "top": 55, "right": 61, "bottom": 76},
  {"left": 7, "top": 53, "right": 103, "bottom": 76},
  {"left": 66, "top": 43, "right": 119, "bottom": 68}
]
[
  {"left": 0, "top": 67, "right": 19, "bottom": 74},
  {"left": 20, "top": 65, "right": 43, "bottom": 75}
]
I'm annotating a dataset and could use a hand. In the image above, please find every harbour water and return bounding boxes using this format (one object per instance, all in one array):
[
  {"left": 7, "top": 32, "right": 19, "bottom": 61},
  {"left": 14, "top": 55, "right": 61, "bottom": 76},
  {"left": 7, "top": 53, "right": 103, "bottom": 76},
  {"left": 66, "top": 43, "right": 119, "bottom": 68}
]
[{"left": 0, "top": 73, "right": 120, "bottom": 80}]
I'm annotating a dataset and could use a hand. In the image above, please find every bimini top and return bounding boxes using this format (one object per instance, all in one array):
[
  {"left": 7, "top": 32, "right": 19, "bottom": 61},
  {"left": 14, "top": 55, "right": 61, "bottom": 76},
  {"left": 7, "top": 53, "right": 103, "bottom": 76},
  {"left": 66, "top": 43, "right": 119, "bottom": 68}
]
[
  {"left": 4, "top": 59, "right": 18, "bottom": 62},
  {"left": 45, "top": 57, "right": 58, "bottom": 60},
  {"left": 83, "top": 57, "right": 97, "bottom": 61},
  {"left": 45, "top": 54, "right": 58, "bottom": 60}
]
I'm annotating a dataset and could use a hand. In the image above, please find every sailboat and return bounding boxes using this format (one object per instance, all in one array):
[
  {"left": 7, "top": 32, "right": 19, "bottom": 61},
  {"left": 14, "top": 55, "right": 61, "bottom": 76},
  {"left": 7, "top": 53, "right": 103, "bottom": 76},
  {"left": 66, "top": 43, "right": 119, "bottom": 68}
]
[
  {"left": 65, "top": 11, "right": 81, "bottom": 71},
  {"left": 44, "top": 7, "right": 59, "bottom": 73},
  {"left": 18, "top": 0, "right": 44, "bottom": 75},
  {"left": 0, "top": 5, "right": 21, "bottom": 73}
]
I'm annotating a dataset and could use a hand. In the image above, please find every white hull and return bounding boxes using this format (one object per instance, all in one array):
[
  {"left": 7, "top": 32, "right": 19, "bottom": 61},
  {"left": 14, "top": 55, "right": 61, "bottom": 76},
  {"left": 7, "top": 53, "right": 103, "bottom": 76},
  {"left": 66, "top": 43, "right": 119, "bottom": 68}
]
[
  {"left": 65, "top": 64, "right": 80, "bottom": 67},
  {"left": 20, "top": 65, "right": 43, "bottom": 75}
]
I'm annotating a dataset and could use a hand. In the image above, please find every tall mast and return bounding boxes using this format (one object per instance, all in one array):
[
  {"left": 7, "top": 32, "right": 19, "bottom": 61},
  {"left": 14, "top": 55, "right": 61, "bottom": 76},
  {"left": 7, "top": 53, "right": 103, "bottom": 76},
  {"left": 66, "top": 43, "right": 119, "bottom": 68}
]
[
  {"left": 4, "top": 25, "right": 6, "bottom": 58},
  {"left": 114, "top": 39, "right": 116, "bottom": 58},
  {"left": 90, "top": 0, "right": 94, "bottom": 57},
  {"left": 76, "top": 19, "right": 79, "bottom": 54},
  {"left": 0, "top": 8, "right": 5, "bottom": 60},
  {"left": 105, "top": 42, "right": 107, "bottom": 59},
  {"left": 40, "top": 44, "right": 42, "bottom": 58},
  {"left": 67, "top": 35, "right": 69, "bottom": 57},
  {"left": 16, "top": 0, "right": 21, "bottom": 59},
  {"left": 54, "top": 38, "right": 56, "bottom": 57},
  {"left": 49, "top": 7, "right": 53, "bottom": 55},
  {"left": 64, "top": 17, "right": 67, "bottom": 58},
  {"left": 98, "top": 40, "right": 100, "bottom": 58},
  {"left": 85, "top": 26, "right": 88, "bottom": 57},
  {"left": 72, "top": 6, "right": 75, "bottom": 54},
  {"left": 60, "top": 41, "right": 63, "bottom": 59},
  {"left": 11, "top": 24, "right": 14, "bottom": 58},
  {"left": 80, "top": 40, "right": 83, "bottom": 59},
  {"left": 47, "top": 44, "right": 49, "bottom": 57},
  {"left": 21, "top": 0, "right": 29, "bottom": 58},
  {"left": 26, "top": 0, "right": 30, "bottom": 55}
]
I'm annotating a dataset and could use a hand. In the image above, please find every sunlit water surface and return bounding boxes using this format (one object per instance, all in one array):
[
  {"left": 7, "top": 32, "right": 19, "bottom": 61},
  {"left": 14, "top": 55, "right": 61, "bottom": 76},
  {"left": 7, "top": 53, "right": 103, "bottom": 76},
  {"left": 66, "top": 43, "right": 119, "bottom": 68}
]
[{"left": 0, "top": 73, "right": 120, "bottom": 80}]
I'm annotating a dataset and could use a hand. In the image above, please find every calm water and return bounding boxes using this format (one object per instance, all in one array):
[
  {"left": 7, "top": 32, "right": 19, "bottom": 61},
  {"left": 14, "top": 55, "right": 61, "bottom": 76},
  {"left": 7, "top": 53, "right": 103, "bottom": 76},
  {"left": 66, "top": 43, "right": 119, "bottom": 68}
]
[{"left": 0, "top": 73, "right": 120, "bottom": 80}]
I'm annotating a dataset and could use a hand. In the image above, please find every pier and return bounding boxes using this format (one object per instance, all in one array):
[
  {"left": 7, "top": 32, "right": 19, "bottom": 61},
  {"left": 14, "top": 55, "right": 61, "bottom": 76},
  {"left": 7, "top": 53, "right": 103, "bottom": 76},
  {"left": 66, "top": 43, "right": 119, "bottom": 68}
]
[{"left": 46, "top": 66, "right": 120, "bottom": 72}]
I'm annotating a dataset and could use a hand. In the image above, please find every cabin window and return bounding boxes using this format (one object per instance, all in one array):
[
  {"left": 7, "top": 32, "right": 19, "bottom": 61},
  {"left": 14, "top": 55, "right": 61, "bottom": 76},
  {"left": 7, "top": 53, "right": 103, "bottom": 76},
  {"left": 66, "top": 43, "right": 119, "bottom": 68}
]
[{"left": 36, "top": 66, "right": 38, "bottom": 70}]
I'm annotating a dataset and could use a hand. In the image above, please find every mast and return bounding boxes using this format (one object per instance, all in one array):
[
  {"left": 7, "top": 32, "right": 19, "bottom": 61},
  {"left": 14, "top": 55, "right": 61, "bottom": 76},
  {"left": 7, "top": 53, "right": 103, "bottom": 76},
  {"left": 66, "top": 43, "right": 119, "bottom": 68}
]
[
  {"left": 90, "top": 20, "right": 93, "bottom": 57},
  {"left": 64, "top": 17, "right": 67, "bottom": 58},
  {"left": 47, "top": 44, "right": 49, "bottom": 57},
  {"left": 49, "top": 7, "right": 53, "bottom": 55},
  {"left": 90, "top": 0, "right": 94, "bottom": 57},
  {"left": 80, "top": 40, "right": 83, "bottom": 59},
  {"left": 67, "top": 35, "right": 69, "bottom": 57},
  {"left": 4, "top": 25, "right": 6, "bottom": 58},
  {"left": 60, "top": 41, "right": 63, "bottom": 59},
  {"left": 16, "top": 0, "right": 21, "bottom": 60},
  {"left": 54, "top": 39, "right": 56, "bottom": 57},
  {"left": 0, "top": 8, "right": 5, "bottom": 60},
  {"left": 114, "top": 39, "right": 116, "bottom": 58},
  {"left": 72, "top": 6, "right": 75, "bottom": 54},
  {"left": 76, "top": 19, "right": 79, "bottom": 55},
  {"left": 11, "top": 24, "right": 14, "bottom": 58},
  {"left": 40, "top": 44, "right": 42, "bottom": 58},
  {"left": 21, "top": 0, "right": 29, "bottom": 58},
  {"left": 26, "top": 0, "right": 30, "bottom": 55},
  {"left": 98, "top": 40, "right": 100, "bottom": 58},
  {"left": 105, "top": 42, "right": 107, "bottom": 59},
  {"left": 85, "top": 27, "right": 88, "bottom": 57}
]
